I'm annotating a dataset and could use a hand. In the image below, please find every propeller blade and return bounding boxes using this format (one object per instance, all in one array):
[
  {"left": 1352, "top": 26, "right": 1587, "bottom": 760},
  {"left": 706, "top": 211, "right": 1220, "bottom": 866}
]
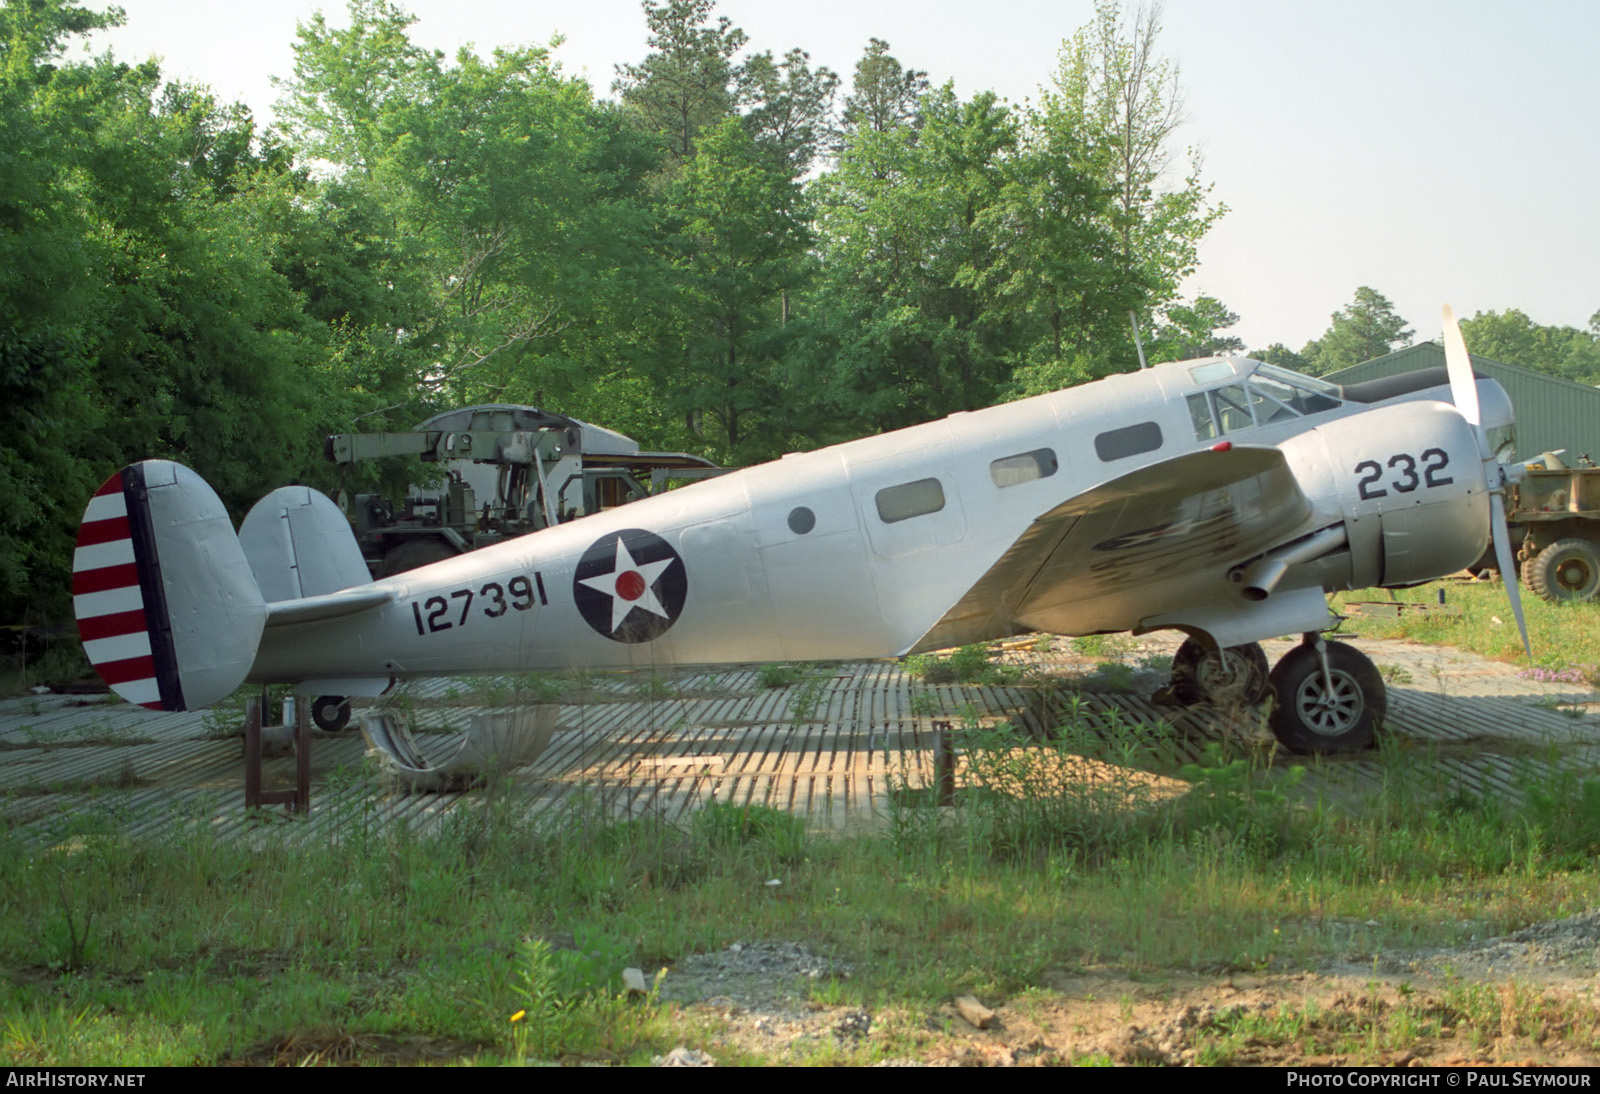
[
  {"left": 1442, "top": 304, "right": 1481, "bottom": 432},
  {"left": 1490, "top": 495, "right": 1532, "bottom": 656},
  {"left": 1446, "top": 304, "right": 1529, "bottom": 654}
]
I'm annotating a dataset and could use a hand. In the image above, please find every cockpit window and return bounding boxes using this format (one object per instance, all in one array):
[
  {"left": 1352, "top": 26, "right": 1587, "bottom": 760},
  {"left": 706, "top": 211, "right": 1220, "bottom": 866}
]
[
  {"left": 1246, "top": 374, "right": 1301, "bottom": 424},
  {"left": 1252, "top": 363, "right": 1342, "bottom": 413},
  {"left": 1187, "top": 393, "right": 1217, "bottom": 440},
  {"left": 1188, "top": 362, "right": 1348, "bottom": 442},
  {"left": 1212, "top": 383, "right": 1255, "bottom": 433}
]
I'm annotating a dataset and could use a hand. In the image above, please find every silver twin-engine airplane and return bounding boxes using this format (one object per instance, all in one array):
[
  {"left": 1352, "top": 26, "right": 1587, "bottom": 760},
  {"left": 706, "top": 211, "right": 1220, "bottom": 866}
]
[{"left": 71, "top": 308, "right": 1528, "bottom": 753}]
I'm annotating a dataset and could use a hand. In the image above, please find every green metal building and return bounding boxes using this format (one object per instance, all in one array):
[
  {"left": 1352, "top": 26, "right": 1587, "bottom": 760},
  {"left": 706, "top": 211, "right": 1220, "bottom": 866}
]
[{"left": 1326, "top": 343, "right": 1600, "bottom": 464}]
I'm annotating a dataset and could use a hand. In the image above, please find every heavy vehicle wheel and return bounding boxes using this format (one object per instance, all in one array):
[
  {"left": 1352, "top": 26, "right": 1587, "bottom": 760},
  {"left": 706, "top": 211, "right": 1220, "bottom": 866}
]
[
  {"left": 379, "top": 538, "right": 457, "bottom": 577},
  {"left": 1521, "top": 538, "right": 1600, "bottom": 603},
  {"left": 311, "top": 695, "right": 352, "bottom": 732},
  {"left": 1267, "top": 640, "right": 1385, "bottom": 754},
  {"left": 1170, "top": 638, "right": 1269, "bottom": 706}
]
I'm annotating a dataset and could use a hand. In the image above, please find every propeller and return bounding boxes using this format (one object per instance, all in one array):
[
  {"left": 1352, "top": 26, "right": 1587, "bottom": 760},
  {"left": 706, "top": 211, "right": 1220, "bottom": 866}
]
[{"left": 1443, "top": 305, "right": 1531, "bottom": 655}]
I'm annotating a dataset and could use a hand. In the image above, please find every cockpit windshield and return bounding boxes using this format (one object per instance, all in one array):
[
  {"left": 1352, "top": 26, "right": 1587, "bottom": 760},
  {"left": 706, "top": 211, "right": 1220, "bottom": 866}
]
[
  {"left": 1186, "top": 361, "right": 1345, "bottom": 440},
  {"left": 1252, "top": 363, "right": 1343, "bottom": 412}
]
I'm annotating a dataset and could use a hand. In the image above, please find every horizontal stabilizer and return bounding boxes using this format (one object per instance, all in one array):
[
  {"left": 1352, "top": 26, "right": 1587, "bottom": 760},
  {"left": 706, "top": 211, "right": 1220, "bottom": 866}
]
[{"left": 265, "top": 586, "right": 394, "bottom": 627}]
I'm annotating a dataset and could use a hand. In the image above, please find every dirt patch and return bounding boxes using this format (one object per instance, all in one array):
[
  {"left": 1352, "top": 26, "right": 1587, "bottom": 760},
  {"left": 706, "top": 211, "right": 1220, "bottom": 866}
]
[{"left": 656, "top": 916, "right": 1600, "bottom": 1065}]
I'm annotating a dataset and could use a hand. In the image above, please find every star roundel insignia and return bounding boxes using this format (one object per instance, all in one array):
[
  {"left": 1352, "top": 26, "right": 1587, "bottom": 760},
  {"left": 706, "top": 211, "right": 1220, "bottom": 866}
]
[{"left": 573, "top": 529, "right": 687, "bottom": 643}]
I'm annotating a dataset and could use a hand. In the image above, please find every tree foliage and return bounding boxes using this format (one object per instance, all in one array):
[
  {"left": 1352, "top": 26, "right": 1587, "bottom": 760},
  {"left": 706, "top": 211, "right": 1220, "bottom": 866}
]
[
  {"left": 613, "top": 0, "right": 747, "bottom": 169},
  {"left": 839, "top": 38, "right": 928, "bottom": 137},
  {"left": 1299, "top": 287, "right": 1414, "bottom": 376},
  {"left": 1460, "top": 309, "right": 1600, "bottom": 385},
  {"left": 1048, "top": 0, "right": 1223, "bottom": 326},
  {"left": 4, "top": 0, "right": 1247, "bottom": 640}
]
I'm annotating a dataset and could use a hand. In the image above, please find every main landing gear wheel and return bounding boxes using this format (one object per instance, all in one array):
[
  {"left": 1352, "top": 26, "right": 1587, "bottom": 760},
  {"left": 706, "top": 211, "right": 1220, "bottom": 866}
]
[
  {"left": 311, "top": 695, "right": 353, "bottom": 732},
  {"left": 1522, "top": 538, "right": 1600, "bottom": 603},
  {"left": 1267, "top": 640, "right": 1385, "bottom": 754},
  {"left": 1170, "top": 638, "right": 1269, "bottom": 706}
]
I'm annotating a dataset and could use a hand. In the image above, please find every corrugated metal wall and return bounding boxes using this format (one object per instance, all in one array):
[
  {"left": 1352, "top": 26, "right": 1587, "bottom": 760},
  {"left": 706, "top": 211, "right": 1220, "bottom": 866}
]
[{"left": 1326, "top": 343, "right": 1600, "bottom": 463}]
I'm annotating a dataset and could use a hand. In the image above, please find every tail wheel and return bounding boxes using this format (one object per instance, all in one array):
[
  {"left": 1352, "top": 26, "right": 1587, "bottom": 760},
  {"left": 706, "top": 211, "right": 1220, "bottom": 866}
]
[
  {"left": 1267, "top": 641, "right": 1385, "bottom": 754},
  {"left": 1522, "top": 538, "right": 1600, "bottom": 603},
  {"left": 1170, "top": 638, "right": 1269, "bottom": 706},
  {"left": 311, "top": 695, "right": 352, "bottom": 732}
]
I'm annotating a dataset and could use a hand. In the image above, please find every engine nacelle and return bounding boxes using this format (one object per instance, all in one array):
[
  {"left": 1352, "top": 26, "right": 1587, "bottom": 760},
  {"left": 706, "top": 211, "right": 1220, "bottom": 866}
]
[{"left": 1281, "top": 400, "right": 1491, "bottom": 589}]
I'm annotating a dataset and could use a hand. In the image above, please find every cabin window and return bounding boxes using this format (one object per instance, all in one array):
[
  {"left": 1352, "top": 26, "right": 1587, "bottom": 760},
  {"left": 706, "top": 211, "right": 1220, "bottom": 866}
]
[
  {"left": 1094, "top": 422, "right": 1163, "bottom": 462},
  {"left": 989, "top": 449, "right": 1058, "bottom": 487},
  {"left": 875, "top": 478, "right": 945, "bottom": 523}
]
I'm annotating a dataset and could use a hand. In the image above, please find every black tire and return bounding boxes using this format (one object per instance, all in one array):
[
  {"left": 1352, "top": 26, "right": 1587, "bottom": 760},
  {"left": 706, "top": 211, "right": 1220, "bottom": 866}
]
[
  {"left": 311, "top": 695, "right": 352, "bottom": 732},
  {"left": 1521, "top": 538, "right": 1600, "bottom": 603},
  {"left": 379, "top": 537, "right": 457, "bottom": 578},
  {"left": 1170, "top": 638, "right": 1269, "bottom": 706},
  {"left": 1267, "top": 641, "right": 1385, "bottom": 754}
]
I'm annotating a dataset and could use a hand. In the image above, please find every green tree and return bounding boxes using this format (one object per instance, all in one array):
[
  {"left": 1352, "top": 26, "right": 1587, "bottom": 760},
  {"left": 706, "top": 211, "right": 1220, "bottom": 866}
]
[
  {"left": 272, "top": 0, "right": 441, "bottom": 171},
  {"left": 738, "top": 47, "right": 838, "bottom": 173},
  {"left": 277, "top": 2, "right": 672, "bottom": 437},
  {"left": 613, "top": 0, "right": 747, "bottom": 168},
  {"left": 839, "top": 38, "right": 928, "bottom": 137},
  {"left": 1459, "top": 308, "right": 1600, "bottom": 385},
  {"left": 810, "top": 85, "right": 1024, "bottom": 431},
  {"left": 0, "top": 0, "right": 123, "bottom": 606},
  {"left": 986, "top": 87, "right": 1144, "bottom": 394},
  {"left": 658, "top": 118, "right": 812, "bottom": 458},
  {"left": 1301, "top": 287, "right": 1413, "bottom": 376},
  {"left": 1151, "top": 295, "right": 1245, "bottom": 361},
  {"left": 1253, "top": 342, "right": 1311, "bottom": 372},
  {"left": 0, "top": 0, "right": 357, "bottom": 622},
  {"left": 1047, "top": 1, "right": 1222, "bottom": 333}
]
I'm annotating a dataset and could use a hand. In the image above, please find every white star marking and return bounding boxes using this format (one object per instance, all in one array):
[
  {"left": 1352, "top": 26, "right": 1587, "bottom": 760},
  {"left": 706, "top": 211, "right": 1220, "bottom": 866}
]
[{"left": 578, "top": 537, "right": 676, "bottom": 633}]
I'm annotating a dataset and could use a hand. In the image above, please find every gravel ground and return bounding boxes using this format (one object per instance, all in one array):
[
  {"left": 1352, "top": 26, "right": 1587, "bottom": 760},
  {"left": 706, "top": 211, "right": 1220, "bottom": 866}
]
[{"left": 648, "top": 914, "right": 1600, "bottom": 1065}]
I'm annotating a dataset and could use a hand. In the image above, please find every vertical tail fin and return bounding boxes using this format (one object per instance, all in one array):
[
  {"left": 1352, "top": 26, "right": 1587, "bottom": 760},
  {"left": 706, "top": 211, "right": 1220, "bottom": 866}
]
[{"left": 73, "top": 461, "right": 267, "bottom": 710}]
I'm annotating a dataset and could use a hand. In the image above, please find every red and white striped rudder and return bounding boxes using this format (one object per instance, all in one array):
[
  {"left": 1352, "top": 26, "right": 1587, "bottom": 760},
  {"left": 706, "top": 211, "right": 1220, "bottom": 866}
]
[{"left": 72, "top": 461, "right": 267, "bottom": 711}]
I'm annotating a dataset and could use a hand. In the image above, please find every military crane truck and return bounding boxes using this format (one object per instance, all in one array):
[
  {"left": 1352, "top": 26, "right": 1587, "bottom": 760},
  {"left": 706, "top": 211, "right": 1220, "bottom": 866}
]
[{"left": 326, "top": 404, "right": 723, "bottom": 580}]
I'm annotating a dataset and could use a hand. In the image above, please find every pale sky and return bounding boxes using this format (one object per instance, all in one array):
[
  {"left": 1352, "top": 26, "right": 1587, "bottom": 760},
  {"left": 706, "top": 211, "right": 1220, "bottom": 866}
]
[{"left": 83, "top": 0, "right": 1600, "bottom": 351}]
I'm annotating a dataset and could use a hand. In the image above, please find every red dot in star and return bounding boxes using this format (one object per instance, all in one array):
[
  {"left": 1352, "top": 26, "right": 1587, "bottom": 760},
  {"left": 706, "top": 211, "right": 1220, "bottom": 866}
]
[{"left": 615, "top": 570, "right": 647, "bottom": 601}]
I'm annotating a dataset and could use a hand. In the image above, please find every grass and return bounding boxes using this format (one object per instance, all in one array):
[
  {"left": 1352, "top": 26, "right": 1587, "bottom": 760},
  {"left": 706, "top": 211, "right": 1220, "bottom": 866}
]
[
  {"left": 903, "top": 643, "right": 1024, "bottom": 685},
  {"left": 6, "top": 702, "right": 1600, "bottom": 1065},
  {"left": 1332, "top": 580, "right": 1600, "bottom": 673}
]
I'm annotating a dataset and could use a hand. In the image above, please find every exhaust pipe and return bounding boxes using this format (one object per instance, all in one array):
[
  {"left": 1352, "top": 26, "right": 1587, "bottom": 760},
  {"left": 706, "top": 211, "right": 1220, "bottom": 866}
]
[{"left": 1235, "top": 525, "right": 1348, "bottom": 601}]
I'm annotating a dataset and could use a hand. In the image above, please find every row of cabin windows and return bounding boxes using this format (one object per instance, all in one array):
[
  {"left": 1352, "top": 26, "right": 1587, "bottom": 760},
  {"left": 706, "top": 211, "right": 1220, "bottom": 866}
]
[
  {"left": 867, "top": 363, "right": 1346, "bottom": 527},
  {"left": 873, "top": 427, "right": 1168, "bottom": 525}
]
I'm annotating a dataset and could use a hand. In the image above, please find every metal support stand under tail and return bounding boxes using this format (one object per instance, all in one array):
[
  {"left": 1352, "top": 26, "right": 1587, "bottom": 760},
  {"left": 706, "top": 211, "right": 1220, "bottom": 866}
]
[{"left": 244, "top": 691, "right": 311, "bottom": 814}]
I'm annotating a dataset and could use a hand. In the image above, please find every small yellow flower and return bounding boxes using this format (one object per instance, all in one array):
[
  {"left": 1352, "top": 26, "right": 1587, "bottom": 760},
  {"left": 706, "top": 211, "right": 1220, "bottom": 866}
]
[{"left": 510, "top": 1010, "right": 526, "bottom": 1023}]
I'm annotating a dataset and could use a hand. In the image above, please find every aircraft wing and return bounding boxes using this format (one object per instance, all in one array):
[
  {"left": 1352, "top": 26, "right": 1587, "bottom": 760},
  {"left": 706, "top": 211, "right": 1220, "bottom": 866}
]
[{"left": 915, "top": 445, "right": 1315, "bottom": 650}]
